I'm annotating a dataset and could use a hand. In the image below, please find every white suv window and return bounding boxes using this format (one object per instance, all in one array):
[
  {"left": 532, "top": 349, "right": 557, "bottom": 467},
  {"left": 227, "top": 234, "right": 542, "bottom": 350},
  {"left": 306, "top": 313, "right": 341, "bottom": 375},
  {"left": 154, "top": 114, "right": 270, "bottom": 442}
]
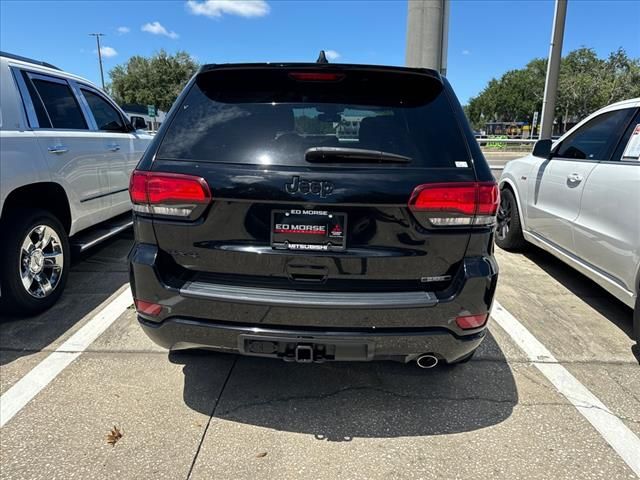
[
  {"left": 30, "top": 77, "right": 87, "bottom": 130},
  {"left": 554, "top": 108, "right": 635, "bottom": 161},
  {"left": 81, "top": 89, "right": 127, "bottom": 132}
]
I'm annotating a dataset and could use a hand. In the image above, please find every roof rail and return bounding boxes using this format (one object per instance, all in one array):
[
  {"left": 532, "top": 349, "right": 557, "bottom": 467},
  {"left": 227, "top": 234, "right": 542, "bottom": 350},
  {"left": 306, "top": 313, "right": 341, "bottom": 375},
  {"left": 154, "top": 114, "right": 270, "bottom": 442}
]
[{"left": 0, "top": 51, "right": 61, "bottom": 71}]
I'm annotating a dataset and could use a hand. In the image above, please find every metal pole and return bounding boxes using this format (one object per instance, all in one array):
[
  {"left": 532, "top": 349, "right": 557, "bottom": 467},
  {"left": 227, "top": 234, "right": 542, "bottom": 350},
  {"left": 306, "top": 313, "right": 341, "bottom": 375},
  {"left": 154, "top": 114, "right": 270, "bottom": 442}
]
[
  {"left": 539, "top": 0, "right": 567, "bottom": 139},
  {"left": 89, "top": 33, "right": 105, "bottom": 90},
  {"left": 405, "top": 0, "right": 450, "bottom": 74},
  {"left": 440, "top": 0, "right": 450, "bottom": 76}
]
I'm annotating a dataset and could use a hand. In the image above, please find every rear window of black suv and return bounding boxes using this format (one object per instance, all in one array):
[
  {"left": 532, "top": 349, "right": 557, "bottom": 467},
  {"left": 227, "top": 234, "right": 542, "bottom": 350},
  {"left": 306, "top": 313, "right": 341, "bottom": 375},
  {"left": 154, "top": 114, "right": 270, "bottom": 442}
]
[{"left": 158, "top": 67, "right": 470, "bottom": 168}]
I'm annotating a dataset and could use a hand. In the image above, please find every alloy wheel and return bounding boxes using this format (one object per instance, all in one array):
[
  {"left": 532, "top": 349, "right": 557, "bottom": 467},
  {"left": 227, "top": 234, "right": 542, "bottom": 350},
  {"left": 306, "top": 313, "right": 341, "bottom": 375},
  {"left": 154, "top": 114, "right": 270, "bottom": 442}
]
[
  {"left": 19, "top": 225, "right": 64, "bottom": 298},
  {"left": 496, "top": 195, "right": 512, "bottom": 241}
]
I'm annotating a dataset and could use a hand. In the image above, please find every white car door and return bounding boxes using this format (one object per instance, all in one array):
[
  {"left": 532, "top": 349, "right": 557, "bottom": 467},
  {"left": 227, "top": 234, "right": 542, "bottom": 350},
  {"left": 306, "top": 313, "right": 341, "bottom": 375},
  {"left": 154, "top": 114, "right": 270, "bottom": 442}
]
[
  {"left": 572, "top": 108, "right": 640, "bottom": 305},
  {"left": 18, "top": 70, "right": 112, "bottom": 233},
  {"left": 526, "top": 109, "right": 634, "bottom": 255},
  {"left": 76, "top": 85, "right": 148, "bottom": 216}
]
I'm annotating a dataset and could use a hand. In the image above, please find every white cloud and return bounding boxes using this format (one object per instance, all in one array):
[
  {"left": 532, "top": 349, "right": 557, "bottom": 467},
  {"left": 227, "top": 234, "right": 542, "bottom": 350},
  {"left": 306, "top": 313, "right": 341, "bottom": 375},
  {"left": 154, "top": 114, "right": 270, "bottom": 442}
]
[
  {"left": 96, "top": 46, "right": 118, "bottom": 58},
  {"left": 141, "top": 21, "right": 179, "bottom": 39},
  {"left": 324, "top": 50, "right": 341, "bottom": 61},
  {"left": 462, "top": 49, "right": 471, "bottom": 55},
  {"left": 186, "top": 0, "right": 270, "bottom": 18},
  {"left": 117, "top": 26, "right": 130, "bottom": 34}
]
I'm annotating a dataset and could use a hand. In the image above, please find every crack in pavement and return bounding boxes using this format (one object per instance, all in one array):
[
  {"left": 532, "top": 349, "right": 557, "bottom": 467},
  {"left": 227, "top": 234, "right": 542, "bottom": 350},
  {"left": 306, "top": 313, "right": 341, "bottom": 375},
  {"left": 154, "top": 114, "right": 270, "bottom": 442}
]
[
  {"left": 185, "top": 356, "right": 238, "bottom": 480},
  {"left": 216, "top": 383, "right": 640, "bottom": 426}
]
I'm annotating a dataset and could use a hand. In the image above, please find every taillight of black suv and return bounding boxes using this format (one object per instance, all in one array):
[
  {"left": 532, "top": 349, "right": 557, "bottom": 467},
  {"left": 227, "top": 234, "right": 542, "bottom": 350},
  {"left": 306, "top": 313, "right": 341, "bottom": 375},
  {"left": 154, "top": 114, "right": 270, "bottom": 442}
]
[{"left": 128, "top": 61, "right": 498, "bottom": 368}]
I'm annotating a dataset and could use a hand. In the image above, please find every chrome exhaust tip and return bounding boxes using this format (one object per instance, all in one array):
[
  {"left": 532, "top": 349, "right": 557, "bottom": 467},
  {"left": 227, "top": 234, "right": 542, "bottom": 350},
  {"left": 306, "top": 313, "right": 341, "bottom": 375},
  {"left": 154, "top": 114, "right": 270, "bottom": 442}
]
[{"left": 416, "top": 354, "right": 439, "bottom": 369}]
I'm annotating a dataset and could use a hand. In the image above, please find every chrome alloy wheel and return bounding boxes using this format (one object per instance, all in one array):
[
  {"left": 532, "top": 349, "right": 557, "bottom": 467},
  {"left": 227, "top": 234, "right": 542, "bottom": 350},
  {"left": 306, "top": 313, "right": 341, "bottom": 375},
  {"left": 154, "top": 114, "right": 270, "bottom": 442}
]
[
  {"left": 19, "top": 225, "right": 64, "bottom": 298},
  {"left": 496, "top": 194, "right": 512, "bottom": 241}
]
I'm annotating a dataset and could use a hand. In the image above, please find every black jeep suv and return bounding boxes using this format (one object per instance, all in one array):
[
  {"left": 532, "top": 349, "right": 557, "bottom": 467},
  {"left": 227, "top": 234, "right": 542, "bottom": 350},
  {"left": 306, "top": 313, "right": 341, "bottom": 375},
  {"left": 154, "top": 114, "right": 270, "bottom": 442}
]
[{"left": 129, "top": 62, "right": 499, "bottom": 367}]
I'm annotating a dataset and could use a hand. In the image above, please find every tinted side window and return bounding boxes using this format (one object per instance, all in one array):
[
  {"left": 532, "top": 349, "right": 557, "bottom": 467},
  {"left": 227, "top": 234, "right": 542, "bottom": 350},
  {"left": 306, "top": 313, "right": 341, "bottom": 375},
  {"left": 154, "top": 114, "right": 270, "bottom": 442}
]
[
  {"left": 611, "top": 110, "right": 640, "bottom": 162},
  {"left": 20, "top": 71, "right": 51, "bottom": 128},
  {"left": 31, "top": 78, "right": 87, "bottom": 129},
  {"left": 554, "top": 109, "right": 635, "bottom": 161},
  {"left": 82, "top": 89, "right": 126, "bottom": 132}
]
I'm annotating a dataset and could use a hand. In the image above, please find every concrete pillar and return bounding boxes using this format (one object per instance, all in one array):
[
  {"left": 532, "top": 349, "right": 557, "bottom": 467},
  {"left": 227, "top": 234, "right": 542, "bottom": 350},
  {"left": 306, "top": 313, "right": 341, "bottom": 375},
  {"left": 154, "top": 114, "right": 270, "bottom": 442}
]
[{"left": 405, "top": 0, "right": 450, "bottom": 75}]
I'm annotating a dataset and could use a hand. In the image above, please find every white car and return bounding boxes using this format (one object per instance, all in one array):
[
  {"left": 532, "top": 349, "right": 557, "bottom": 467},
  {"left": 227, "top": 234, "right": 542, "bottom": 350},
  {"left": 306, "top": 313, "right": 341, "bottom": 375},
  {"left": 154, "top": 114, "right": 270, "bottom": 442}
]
[
  {"left": 0, "top": 51, "right": 152, "bottom": 314},
  {"left": 496, "top": 98, "right": 640, "bottom": 343}
]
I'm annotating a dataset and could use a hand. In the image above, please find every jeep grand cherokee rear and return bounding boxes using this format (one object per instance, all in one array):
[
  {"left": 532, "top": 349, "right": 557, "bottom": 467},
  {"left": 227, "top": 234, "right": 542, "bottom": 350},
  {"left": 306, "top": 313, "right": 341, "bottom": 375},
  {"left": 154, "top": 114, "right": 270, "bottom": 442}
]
[{"left": 128, "top": 63, "right": 498, "bottom": 366}]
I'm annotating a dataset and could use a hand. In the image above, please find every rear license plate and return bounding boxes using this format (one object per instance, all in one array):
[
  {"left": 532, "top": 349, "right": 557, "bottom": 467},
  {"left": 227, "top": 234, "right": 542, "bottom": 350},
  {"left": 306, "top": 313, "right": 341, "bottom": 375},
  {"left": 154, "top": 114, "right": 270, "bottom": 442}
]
[{"left": 271, "top": 209, "right": 346, "bottom": 251}]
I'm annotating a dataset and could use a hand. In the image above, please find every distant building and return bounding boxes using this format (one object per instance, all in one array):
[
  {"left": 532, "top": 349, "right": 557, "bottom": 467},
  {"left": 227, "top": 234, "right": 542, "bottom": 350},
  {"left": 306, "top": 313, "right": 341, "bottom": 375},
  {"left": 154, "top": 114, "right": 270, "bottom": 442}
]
[{"left": 120, "top": 103, "right": 167, "bottom": 131}]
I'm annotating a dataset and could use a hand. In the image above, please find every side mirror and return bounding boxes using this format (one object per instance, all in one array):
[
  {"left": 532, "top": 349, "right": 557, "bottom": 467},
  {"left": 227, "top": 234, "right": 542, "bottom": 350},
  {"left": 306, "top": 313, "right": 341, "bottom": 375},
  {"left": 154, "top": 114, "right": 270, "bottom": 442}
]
[
  {"left": 130, "top": 116, "right": 147, "bottom": 130},
  {"left": 532, "top": 138, "right": 552, "bottom": 159}
]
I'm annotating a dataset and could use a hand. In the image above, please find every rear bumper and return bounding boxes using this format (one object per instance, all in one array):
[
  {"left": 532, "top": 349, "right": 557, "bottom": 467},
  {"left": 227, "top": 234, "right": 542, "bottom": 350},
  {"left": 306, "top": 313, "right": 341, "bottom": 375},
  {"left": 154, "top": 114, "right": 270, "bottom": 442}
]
[
  {"left": 139, "top": 316, "right": 485, "bottom": 363},
  {"left": 129, "top": 243, "right": 498, "bottom": 362}
]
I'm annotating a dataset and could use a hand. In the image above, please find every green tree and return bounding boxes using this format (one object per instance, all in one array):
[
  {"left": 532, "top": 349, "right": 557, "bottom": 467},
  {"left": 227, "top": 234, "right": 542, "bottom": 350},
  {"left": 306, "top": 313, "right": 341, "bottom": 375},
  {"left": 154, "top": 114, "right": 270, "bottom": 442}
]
[
  {"left": 109, "top": 50, "right": 199, "bottom": 112},
  {"left": 465, "top": 48, "right": 640, "bottom": 133}
]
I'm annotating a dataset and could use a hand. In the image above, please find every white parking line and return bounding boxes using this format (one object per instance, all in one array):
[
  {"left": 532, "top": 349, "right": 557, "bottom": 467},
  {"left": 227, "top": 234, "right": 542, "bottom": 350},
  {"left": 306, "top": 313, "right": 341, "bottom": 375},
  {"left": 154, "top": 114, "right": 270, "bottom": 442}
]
[
  {"left": 491, "top": 301, "right": 640, "bottom": 477},
  {"left": 0, "top": 286, "right": 132, "bottom": 428}
]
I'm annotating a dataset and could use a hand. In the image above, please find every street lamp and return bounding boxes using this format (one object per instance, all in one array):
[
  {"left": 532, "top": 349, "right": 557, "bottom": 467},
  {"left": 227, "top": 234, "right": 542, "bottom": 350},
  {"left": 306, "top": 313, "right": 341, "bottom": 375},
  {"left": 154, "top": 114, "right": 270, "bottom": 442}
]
[{"left": 89, "top": 33, "right": 105, "bottom": 90}]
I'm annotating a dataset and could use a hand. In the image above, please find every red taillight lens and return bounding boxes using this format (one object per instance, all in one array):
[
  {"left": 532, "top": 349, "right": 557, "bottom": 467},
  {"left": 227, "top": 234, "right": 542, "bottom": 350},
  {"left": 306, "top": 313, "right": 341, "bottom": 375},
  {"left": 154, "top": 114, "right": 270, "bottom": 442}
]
[
  {"left": 129, "top": 170, "right": 211, "bottom": 217},
  {"left": 476, "top": 183, "right": 500, "bottom": 216},
  {"left": 129, "top": 171, "right": 148, "bottom": 204},
  {"left": 134, "top": 299, "right": 162, "bottom": 317},
  {"left": 289, "top": 72, "right": 345, "bottom": 82},
  {"left": 455, "top": 313, "right": 489, "bottom": 330},
  {"left": 146, "top": 173, "right": 211, "bottom": 204},
  {"left": 408, "top": 182, "right": 499, "bottom": 226}
]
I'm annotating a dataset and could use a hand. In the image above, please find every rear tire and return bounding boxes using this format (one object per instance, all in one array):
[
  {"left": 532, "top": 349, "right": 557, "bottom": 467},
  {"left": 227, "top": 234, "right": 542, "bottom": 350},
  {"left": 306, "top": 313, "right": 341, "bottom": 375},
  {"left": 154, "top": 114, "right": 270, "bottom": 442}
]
[
  {"left": 0, "top": 209, "right": 70, "bottom": 316},
  {"left": 495, "top": 187, "right": 527, "bottom": 251}
]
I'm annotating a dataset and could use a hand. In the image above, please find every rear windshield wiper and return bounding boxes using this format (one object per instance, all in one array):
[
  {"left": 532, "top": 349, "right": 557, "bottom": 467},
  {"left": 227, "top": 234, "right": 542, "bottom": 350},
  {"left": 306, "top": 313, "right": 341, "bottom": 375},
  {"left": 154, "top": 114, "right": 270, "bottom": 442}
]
[{"left": 305, "top": 147, "right": 412, "bottom": 164}]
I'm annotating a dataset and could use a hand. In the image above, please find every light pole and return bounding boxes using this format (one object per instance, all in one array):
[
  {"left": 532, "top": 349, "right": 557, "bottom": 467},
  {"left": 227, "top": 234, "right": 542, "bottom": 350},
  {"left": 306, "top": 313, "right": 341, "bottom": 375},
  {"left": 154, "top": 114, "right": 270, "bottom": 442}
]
[
  {"left": 539, "top": 0, "right": 568, "bottom": 139},
  {"left": 89, "top": 33, "right": 105, "bottom": 90}
]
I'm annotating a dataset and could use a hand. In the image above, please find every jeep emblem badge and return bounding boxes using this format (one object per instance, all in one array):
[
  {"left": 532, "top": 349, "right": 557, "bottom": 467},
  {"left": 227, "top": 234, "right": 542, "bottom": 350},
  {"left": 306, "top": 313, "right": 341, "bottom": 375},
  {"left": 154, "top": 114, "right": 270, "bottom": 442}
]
[{"left": 285, "top": 176, "right": 334, "bottom": 197}]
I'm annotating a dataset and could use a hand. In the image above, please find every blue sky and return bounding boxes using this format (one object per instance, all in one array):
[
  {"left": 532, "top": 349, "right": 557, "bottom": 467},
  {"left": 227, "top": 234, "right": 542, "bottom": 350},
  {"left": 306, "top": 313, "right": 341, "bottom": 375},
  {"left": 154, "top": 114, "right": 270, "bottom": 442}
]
[{"left": 1, "top": 0, "right": 638, "bottom": 104}]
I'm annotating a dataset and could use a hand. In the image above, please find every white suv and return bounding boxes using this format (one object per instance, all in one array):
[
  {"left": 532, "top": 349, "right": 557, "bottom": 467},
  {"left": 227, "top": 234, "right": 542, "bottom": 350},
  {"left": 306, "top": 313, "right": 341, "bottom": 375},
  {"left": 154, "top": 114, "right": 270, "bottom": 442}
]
[
  {"left": 0, "top": 52, "right": 152, "bottom": 314},
  {"left": 496, "top": 98, "right": 640, "bottom": 343}
]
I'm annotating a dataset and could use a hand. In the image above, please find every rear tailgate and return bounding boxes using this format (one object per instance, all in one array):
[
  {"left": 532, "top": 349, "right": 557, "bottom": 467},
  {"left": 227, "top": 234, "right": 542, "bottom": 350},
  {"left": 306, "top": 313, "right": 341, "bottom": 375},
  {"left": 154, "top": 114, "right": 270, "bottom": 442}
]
[{"left": 138, "top": 65, "right": 491, "bottom": 297}]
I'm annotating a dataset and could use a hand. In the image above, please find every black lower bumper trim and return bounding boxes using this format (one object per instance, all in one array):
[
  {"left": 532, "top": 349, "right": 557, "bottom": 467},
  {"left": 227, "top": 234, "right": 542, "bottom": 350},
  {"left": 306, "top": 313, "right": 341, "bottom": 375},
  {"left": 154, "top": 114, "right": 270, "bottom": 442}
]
[{"left": 139, "top": 316, "right": 485, "bottom": 363}]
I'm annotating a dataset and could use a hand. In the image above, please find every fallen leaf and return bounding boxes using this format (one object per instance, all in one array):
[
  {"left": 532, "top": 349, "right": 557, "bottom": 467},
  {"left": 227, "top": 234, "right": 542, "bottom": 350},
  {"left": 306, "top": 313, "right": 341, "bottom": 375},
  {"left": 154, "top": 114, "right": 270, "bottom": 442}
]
[
  {"left": 106, "top": 425, "right": 123, "bottom": 447},
  {"left": 256, "top": 451, "right": 267, "bottom": 458}
]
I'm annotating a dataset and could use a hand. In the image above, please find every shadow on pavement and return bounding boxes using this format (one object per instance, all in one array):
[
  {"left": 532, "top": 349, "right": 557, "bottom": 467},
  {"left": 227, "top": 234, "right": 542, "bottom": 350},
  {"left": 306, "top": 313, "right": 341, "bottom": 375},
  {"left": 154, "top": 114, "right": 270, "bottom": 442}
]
[
  {"left": 0, "top": 232, "right": 132, "bottom": 366},
  {"left": 523, "top": 247, "right": 635, "bottom": 341},
  {"left": 171, "top": 332, "right": 517, "bottom": 440}
]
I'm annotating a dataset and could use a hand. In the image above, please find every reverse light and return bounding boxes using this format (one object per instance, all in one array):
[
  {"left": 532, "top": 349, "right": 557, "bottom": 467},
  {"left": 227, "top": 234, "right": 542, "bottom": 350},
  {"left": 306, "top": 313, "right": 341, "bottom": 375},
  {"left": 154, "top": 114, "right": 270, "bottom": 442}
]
[
  {"left": 408, "top": 182, "right": 499, "bottom": 227},
  {"left": 129, "top": 170, "right": 212, "bottom": 217},
  {"left": 455, "top": 313, "right": 489, "bottom": 330},
  {"left": 134, "top": 299, "right": 163, "bottom": 317}
]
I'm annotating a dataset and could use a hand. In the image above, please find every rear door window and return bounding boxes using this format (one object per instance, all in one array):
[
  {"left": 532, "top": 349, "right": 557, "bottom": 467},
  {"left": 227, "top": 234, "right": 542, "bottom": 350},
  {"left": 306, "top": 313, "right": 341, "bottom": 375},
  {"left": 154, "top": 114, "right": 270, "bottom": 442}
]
[
  {"left": 30, "top": 76, "right": 87, "bottom": 130},
  {"left": 611, "top": 110, "right": 640, "bottom": 162},
  {"left": 158, "top": 68, "right": 469, "bottom": 168}
]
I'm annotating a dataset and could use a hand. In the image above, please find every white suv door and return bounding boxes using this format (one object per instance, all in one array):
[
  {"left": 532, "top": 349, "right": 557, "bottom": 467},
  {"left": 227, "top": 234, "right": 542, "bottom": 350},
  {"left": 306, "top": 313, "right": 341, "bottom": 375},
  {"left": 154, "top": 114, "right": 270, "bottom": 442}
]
[
  {"left": 17, "top": 70, "right": 112, "bottom": 233},
  {"left": 76, "top": 85, "right": 146, "bottom": 217},
  {"left": 526, "top": 108, "right": 635, "bottom": 254},
  {"left": 572, "top": 108, "right": 640, "bottom": 306}
]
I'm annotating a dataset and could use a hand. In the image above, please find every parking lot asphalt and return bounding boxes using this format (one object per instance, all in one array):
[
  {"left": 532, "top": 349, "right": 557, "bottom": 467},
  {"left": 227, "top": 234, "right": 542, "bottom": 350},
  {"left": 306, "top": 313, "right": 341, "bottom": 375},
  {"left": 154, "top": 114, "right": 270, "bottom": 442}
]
[
  {"left": 1, "top": 230, "right": 638, "bottom": 480},
  {"left": 485, "top": 152, "right": 524, "bottom": 178}
]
